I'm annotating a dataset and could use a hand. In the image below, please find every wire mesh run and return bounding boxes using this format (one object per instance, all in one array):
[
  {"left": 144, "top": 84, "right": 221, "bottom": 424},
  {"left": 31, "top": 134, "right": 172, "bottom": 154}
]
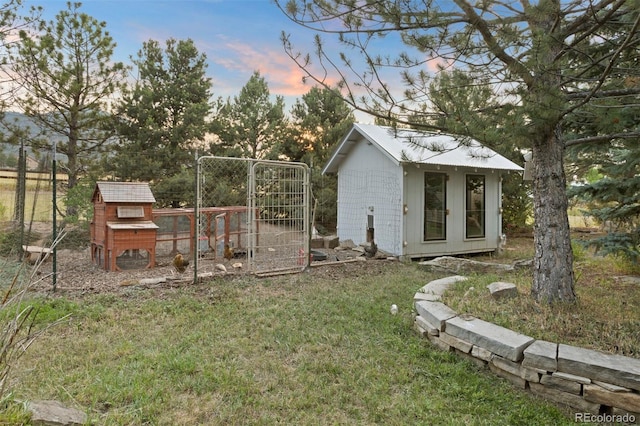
[{"left": 197, "top": 156, "right": 310, "bottom": 275}]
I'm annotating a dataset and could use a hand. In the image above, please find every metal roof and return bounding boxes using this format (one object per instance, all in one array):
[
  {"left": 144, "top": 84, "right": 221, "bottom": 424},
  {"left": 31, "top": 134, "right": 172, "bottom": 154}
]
[
  {"left": 95, "top": 182, "right": 156, "bottom": 203},
  {"left": 322, "top": 123, "right": 524, "bottom": 174}
]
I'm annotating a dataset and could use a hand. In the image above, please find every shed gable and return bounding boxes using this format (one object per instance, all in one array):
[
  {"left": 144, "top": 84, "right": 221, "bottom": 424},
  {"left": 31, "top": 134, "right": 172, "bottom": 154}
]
[{"left": 323, "top": 123, "right": 523, "bottom": 175}]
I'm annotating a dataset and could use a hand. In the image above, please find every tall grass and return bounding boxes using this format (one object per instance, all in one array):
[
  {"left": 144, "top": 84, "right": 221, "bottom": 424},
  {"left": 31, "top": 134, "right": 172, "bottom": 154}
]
[
  {"left": 0, "top": 231, "right": 69, "bottom": 422},
  {"left": 6, "top": 262, "right": 573, "bottom": 425}
]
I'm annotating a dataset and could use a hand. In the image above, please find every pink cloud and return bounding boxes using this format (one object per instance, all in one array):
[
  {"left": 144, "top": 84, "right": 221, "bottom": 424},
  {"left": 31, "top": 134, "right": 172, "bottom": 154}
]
[
  {"left": 207, "top": 35, "right": 338, "bottom": 97},
  {"left": 217, "top": 42, "right": 306, "bottom": 94},
  {"left": 426, "top": 56, "right": 453, "bottom": 73}
]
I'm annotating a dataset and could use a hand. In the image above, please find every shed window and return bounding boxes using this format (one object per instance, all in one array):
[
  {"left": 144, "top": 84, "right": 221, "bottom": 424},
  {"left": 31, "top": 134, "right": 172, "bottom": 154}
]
[
  {"left": 466, "top": 175, "right": 485, "bottom": 238},
  {"left": 424, "top": 173, "right": 447, "bottom": 241}
]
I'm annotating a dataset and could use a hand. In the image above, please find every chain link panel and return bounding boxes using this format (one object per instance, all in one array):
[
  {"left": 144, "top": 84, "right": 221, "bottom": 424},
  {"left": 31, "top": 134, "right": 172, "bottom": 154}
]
[{"left": 196, "top": 156, "right": 310, "bottom": 275}]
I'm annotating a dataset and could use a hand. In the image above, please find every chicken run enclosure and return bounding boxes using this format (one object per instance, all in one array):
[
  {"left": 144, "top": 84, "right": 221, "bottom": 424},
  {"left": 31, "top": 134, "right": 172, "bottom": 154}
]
[
  {"left": 85, "top": 158, "right": 310, "bottom": 276},
  {"left": 196, "top": 157, "right": 311, "bottom": 275}
]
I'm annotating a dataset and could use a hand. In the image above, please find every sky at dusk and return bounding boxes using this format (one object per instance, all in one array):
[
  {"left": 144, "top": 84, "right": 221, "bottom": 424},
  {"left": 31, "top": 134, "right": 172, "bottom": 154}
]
[{"left": 23, "top": 0, "right": 340, "bottom": 114}]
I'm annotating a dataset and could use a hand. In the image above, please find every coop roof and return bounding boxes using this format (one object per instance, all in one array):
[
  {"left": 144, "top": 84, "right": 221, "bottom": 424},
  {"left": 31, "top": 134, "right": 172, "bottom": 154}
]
[
  {"left": 322, "top": 123, "right": 523, "bottom": 174},
  {"left": 94, "top": 182, "right": 156, "bottom": 203}
]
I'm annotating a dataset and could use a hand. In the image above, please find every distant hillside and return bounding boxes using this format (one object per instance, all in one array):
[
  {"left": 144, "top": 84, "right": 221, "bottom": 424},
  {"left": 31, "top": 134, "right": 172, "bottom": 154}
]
[{"left": 0, "top": 111, "right": 69, "bottom": 164}]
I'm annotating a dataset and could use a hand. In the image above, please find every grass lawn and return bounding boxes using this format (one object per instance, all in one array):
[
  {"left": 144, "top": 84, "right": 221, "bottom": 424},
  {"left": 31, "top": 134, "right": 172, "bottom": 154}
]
[
  {"left": 447, "top": 236, "right": 640, "bottom": 357},
  {"left": 2, "top": 261, "right": 573, "bottom": 425}
]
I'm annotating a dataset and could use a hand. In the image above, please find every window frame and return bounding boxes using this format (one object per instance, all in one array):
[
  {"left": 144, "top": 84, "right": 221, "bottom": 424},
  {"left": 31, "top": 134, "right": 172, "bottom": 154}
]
[
  {"left": 465, "top": 174, "right": 486, "bottom": 239},
  {"left": 423, "top": 172, "right": 447, "bottom": 241}
]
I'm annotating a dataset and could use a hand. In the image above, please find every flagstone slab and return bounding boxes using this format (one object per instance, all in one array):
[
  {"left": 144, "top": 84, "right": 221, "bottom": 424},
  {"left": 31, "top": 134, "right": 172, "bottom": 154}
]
[
  {"left": 557, "top": 344, "right": 640, "bottom": 391},
  {"left": 414, "top": 300, "right": 457, "bottom": 332},
  {"left": 445, "top": 315, "right": 534, "bottom": 362}
]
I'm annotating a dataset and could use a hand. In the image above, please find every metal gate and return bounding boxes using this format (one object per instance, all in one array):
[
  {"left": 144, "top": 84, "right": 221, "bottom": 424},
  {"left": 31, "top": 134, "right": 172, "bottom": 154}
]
[{"left": 196, "top": 156, "right": 310, "bottom": 275}]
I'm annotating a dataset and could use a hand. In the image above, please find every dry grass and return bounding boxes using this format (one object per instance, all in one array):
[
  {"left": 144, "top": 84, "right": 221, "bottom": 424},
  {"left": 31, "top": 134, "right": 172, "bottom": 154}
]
[
  {"left": 0, "top": 177, "right": 55, "bottom": 222},
  {"left": 443, "top": 235, "right": 640, "bottom": 358}
]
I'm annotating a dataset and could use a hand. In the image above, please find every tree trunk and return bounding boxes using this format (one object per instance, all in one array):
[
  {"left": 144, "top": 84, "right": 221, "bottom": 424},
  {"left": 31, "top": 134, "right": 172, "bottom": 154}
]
[
  {"left": 531, "top": 125, "right": 576, "bottom": 303},
  {"left": 65, "top": 120, "right": 79, "bottom": 218}
]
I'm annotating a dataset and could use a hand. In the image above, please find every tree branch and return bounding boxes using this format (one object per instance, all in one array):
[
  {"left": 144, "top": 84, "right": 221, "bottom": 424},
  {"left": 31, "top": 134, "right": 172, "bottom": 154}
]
[
  {"left": 564, "top": 131, "right": 640, "bottom": 147},
  {"left": 453, "top": 0, "right": 534, "bottom": 86}
]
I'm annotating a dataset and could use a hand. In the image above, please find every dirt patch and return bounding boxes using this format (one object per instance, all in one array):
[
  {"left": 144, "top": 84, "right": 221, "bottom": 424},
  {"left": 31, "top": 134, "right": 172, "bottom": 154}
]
[
  {"left": 24, "top": 243, "right": 394, "bottom": 298},
  {"left": 4, "top": 221, "right": 383, "bottom": 296}
]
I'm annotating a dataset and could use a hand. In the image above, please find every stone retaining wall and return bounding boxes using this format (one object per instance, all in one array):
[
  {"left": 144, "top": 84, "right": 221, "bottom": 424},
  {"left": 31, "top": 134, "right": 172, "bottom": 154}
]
[{"left": 414, "top": 276, "right": 640, "bottom": 423}]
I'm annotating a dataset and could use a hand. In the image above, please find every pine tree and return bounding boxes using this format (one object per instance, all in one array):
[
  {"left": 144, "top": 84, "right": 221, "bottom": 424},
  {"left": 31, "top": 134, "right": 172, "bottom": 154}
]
[
  {"left": 285, "top": 86, "right": 354, "bottom": 232},
  {"left": 286, "top": 86, "right": 354, "bottom": 164},
  {"left": 277, "top": 0, "right": 640, "bottom": 303},
  {"left": 564, "top": 4, "right": 640, "bottom": 260},
  {"left": 12, "top": 1, "right": 127, "bottom": 218},
  {"left": 111, "top": 38, "right": 212, "bottom": 208},
  {"left": 211, "top": 71, "right": 287, "bottom": 160}
]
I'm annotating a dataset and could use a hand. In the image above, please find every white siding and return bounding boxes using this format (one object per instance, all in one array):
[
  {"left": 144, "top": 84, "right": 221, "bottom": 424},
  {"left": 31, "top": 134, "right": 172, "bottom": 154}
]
[
  {"left": 328, "top": 124, "right": 520, "bottom": 259},
  {"left": 336, "top": 137, "right": 403, "bottom": 255}
]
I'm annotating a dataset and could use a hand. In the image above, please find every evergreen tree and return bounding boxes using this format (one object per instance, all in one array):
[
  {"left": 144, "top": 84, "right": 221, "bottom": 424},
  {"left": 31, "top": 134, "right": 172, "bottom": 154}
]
[
  {"left": 569, "top": 141, "right": 640, "bottom": 260},
  {"left": 286, "top": 86, "right": 354, "bottom": 163},
  {"left": 422, "top": 69, "right": 532, "bottom": 231},
  {"left": 111, "top": 38, "right": 212, "bottom": 208},
  {"left": 285, "top": 86, "right": 354, "bottom": 232},
  {"left": 277, "top": 0, "right": 640, "bottom": 303},
  {"left": 0, "top": 0, "right": 41, "bottom": 109},
  {"left": 211, "top": 71, "right": 287, "bottom": 159},
  {"left": 565, "top": 12, "right": 640, "bottom": 259},
  {"left": 12, "top": 1, "right": 127, "bottom": 219}
]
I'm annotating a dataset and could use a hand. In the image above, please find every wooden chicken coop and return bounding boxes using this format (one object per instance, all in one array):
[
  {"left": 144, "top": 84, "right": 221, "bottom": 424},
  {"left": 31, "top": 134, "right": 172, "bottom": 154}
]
[{"left": 90, "top": 182, "right": 159, "bottom": 271}]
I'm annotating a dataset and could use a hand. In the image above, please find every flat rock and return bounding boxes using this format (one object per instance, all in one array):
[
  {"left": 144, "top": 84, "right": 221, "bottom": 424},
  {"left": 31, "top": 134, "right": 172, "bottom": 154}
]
[
  {"left": 487, "top": 281, "right": 518, "bottom": 299},
  {"left": 418, "top": 256, "right": 514, "bottom": 274},
  {"left": 27, "top": 400, "right": 86, "bottom": 426},
  {"left": 414, "top": 315, "right": 438, "bottom": 336},
  {"left": 439, "top": 332, "right": 473, "bottom": 353},
  {"left": 529, "top": 382, "right": 601, "bottom": 413},
  {"left": 413, "top": 291, "right": 441, "bottom": 302},
  {"left": 512, "top": 258, "right": 533, "bottom": 271},
  {"left": 445, "top": 315, "right": 534, "bottom": 362},
  {"left": 323, "top": 235, "right": 339, "bottom": 249},
  {"left": 338, "top": 239, "right": 356, "bottom": 249},
  {"left": 616, "top": 276, "right": 640, "bottom": 285},
  {"left": 419, "top": 275, "right": 467, "bottom": 297},
  {"left": 310, "top": 238, "right": 324, "bottom": 249},
  {"left": 414, "top": 300, "right": 457, "bottom": 331},
  {"left": 584, "top": 383, "right": 640, "bottom": 413},
  {"left": 139, "top": 277, "right": 167, "bottom": 285},
  {"left": 540, "top": 374, "right": 582, "bottom": 395},
  {"left": 557, "top": 344, "right": 640, "bottom": 391},
  {"left": 522, "top": 340, "right": 558, "bottom": 372}
]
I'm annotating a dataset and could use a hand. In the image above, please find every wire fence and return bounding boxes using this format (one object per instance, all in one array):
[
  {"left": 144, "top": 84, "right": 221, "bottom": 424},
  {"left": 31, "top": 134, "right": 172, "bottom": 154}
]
[
  {"left": 197, "top": 157, "right": 311, "bottom": 275},
  {"left": 1, "top": 156, "right": 311, "bottom": 279}
]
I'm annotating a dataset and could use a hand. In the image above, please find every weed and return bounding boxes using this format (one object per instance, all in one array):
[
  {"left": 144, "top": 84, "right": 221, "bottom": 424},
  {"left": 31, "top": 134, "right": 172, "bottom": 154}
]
[{"left": 0, "top": 232, "right": 69, "bottom": 405}]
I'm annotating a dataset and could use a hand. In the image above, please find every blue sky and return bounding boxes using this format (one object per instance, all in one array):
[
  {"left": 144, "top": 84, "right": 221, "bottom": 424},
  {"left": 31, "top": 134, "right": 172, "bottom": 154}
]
[{"left": 26, "top": 0, "right": 322, "bottom": 107}]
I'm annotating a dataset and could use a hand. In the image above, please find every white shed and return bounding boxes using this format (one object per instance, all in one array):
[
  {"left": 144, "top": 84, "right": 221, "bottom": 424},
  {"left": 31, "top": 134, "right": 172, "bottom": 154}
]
[{"left": 322, "top": 123, "right": 523, "bottom": 259}]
